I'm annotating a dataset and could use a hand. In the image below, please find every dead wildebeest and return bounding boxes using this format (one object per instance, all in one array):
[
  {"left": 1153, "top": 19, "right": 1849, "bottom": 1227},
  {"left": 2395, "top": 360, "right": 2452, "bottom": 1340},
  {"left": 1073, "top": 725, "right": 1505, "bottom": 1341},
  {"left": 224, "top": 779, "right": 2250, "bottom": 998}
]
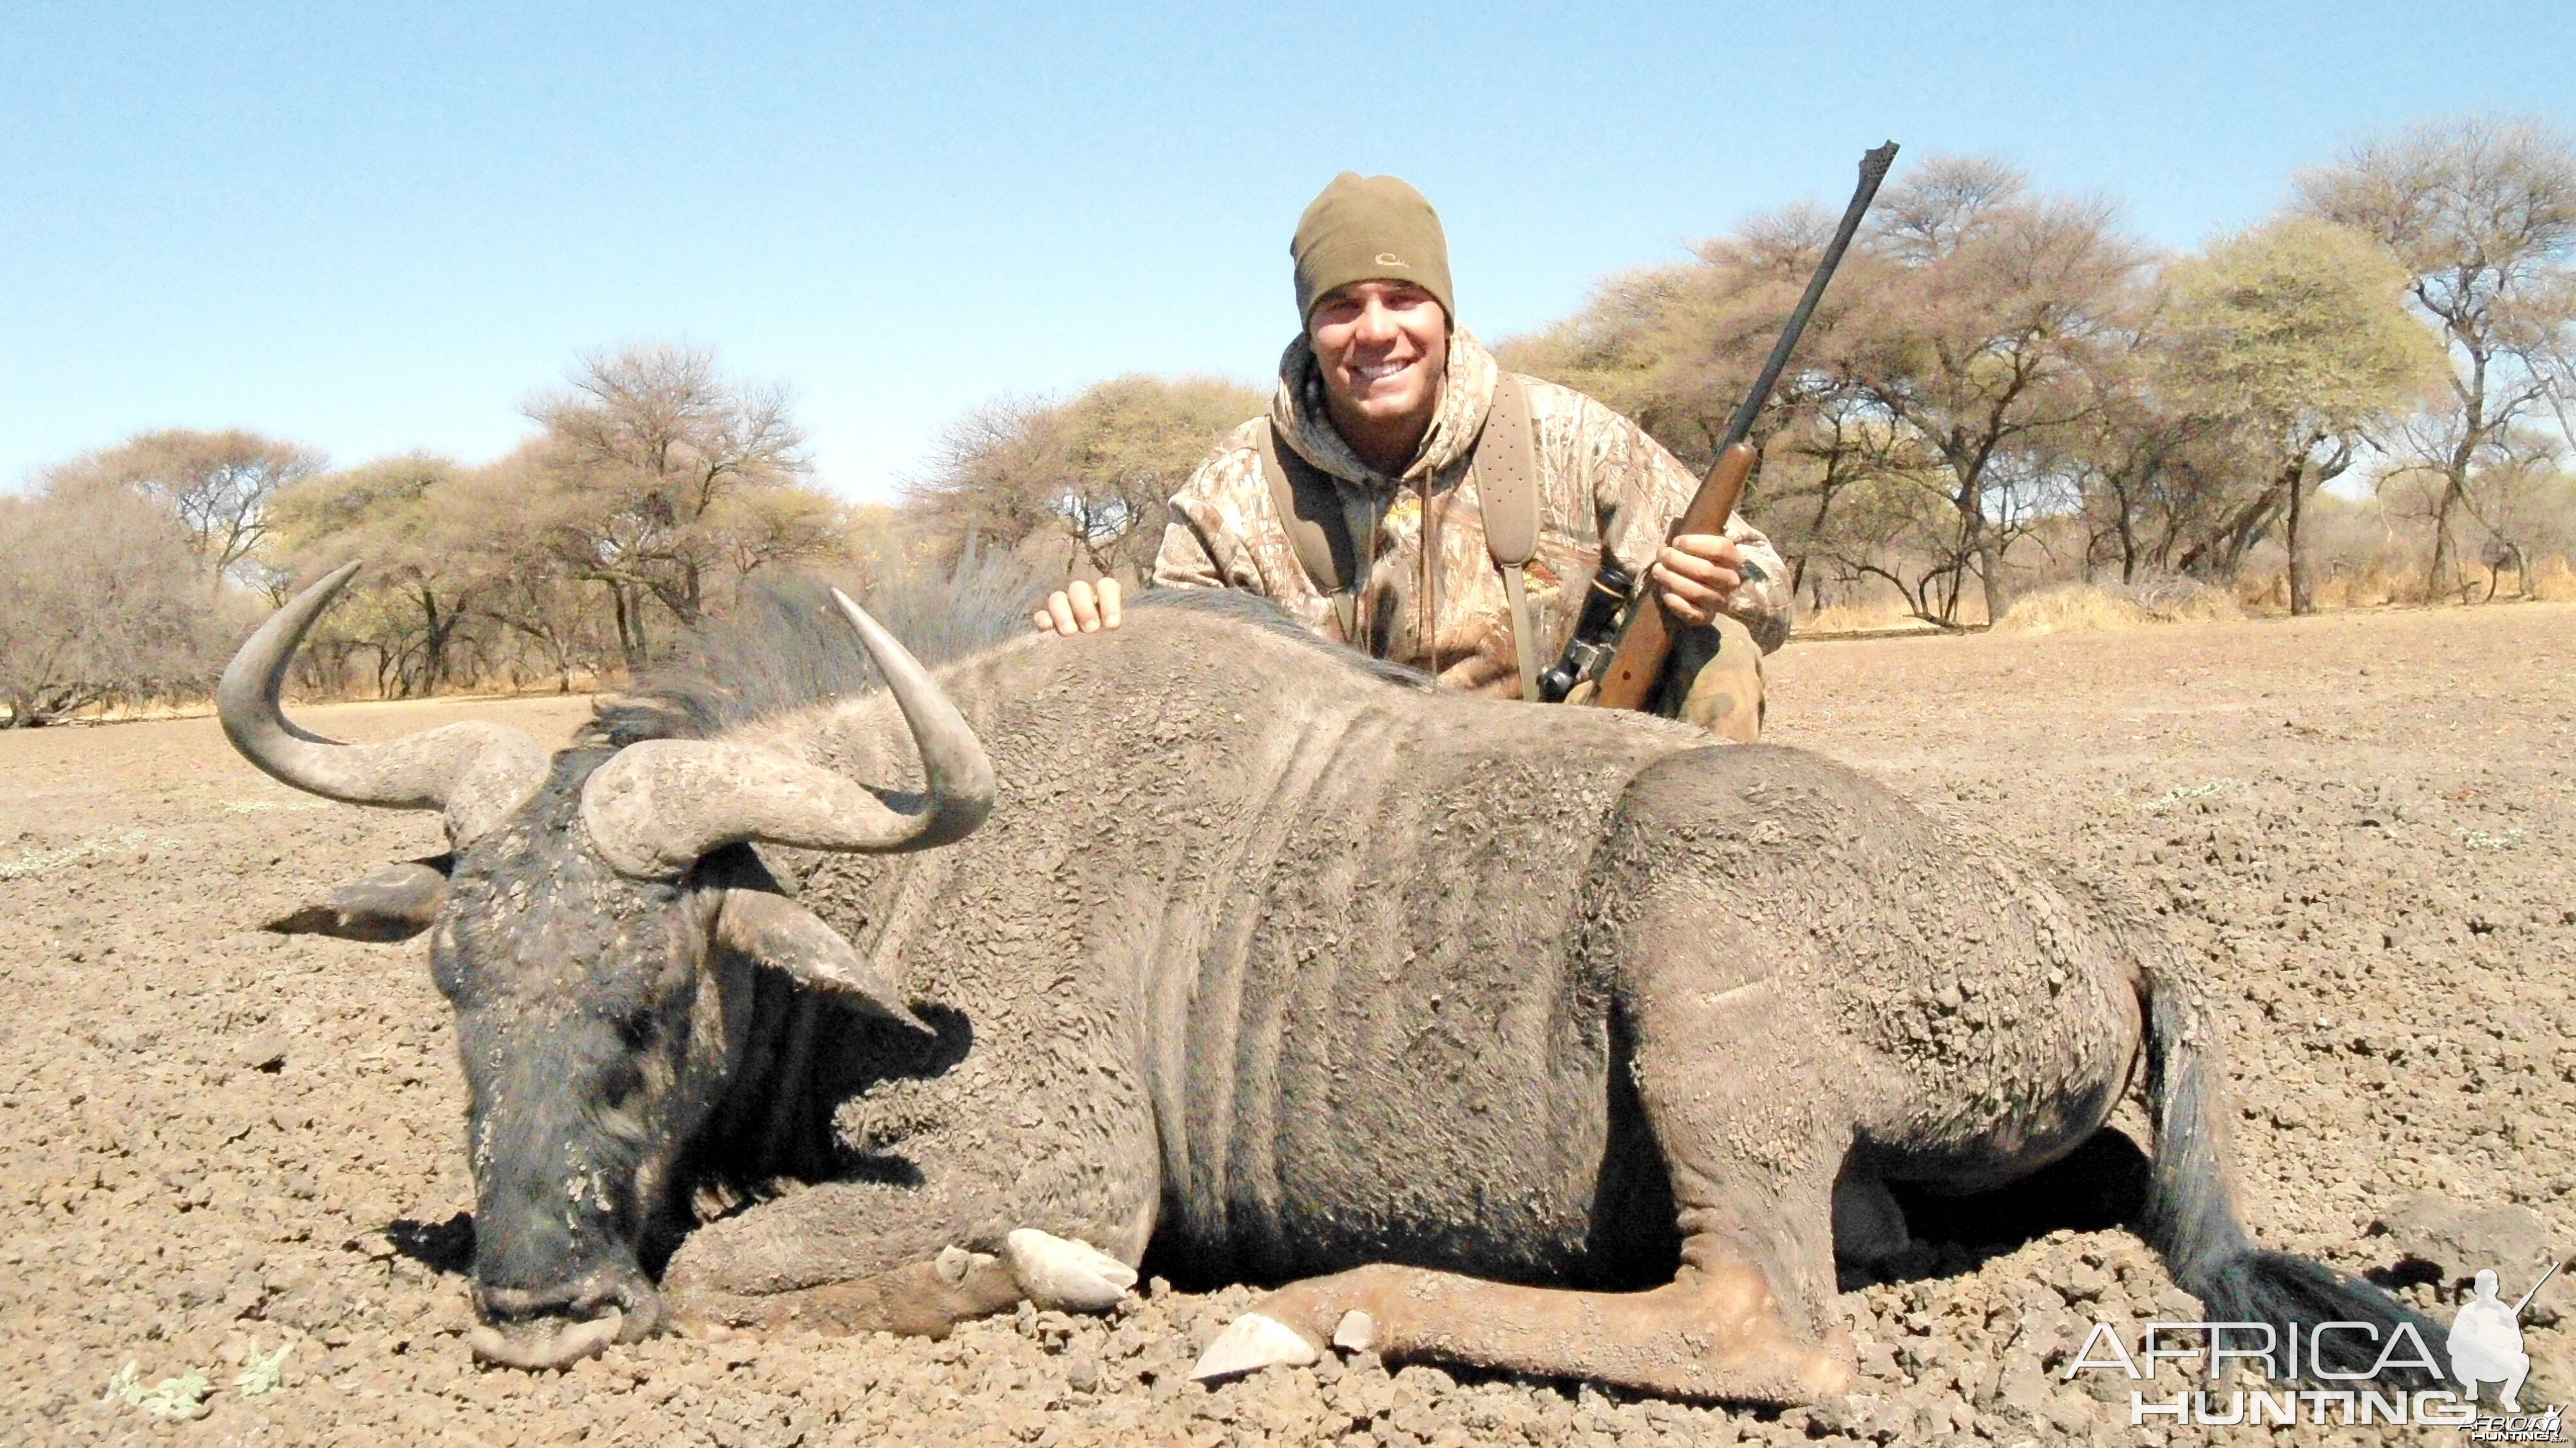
[{"left": 220, "top": 562, "right": 2439, "bottom": 1400}]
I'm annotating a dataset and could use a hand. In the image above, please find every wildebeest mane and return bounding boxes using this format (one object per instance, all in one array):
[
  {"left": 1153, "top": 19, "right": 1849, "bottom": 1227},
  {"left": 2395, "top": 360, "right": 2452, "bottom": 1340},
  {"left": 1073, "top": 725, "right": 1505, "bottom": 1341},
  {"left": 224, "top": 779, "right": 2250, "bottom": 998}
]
[
  {"left": 593, "top": 562, "right": 1431, "bottom": 748},
  {"left": 592, "top": 549, "right": 1050, "bottom": 746}
]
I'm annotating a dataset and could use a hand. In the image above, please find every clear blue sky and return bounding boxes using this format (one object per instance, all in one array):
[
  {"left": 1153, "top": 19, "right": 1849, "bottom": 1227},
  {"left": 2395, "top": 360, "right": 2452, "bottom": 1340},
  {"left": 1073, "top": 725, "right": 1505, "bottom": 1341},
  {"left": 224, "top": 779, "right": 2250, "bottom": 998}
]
[{"left": 7, "top": 2, "right": 2571, "bottom": 502}]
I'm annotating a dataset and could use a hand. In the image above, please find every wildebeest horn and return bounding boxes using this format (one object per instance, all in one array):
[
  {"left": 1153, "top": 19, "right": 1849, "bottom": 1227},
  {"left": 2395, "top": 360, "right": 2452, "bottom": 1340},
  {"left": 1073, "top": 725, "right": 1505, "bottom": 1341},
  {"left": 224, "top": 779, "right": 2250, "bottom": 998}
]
[
  {"left": 219, "top": 562, "right": 550, "bottom": 844},
  {"left": 575, "top": 587, "right": 994, "bottom": 878}
]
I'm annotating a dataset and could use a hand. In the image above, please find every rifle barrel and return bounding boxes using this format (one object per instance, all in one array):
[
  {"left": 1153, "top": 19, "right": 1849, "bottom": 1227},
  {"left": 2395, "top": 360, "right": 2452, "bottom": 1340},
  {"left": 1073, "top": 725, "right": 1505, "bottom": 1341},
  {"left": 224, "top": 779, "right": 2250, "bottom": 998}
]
[
  {"left": 2512, "top": 1257, "right": 2564, "bottom": 1317},
  {"left": 1716, "top": 140, "right": 1899, "bottom": 455}
]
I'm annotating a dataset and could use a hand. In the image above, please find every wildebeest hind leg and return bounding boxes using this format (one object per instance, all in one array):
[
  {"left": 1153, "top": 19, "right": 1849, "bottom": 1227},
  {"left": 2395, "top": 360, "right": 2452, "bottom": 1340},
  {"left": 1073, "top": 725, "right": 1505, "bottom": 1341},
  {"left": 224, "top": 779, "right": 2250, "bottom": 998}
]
[
  {"left": 1198, "top": 948, "right": 1859, "bottom": 1400},
  {"left": 1193, "top": 1116, "right": 1853, "bottom": 1398},
  {"left": 1193, "top": 1208, "right": 1852, "bottom": 1402}
]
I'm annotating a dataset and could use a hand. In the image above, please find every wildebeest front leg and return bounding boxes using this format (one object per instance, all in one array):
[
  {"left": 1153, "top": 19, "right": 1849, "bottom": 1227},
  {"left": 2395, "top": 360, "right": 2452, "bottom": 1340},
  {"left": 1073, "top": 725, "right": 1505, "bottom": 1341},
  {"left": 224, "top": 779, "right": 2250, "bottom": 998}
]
[
  {"left": 672, "top": 1226, "right": 1139, "bottom": 1338},
  {"left": 667, "top": 1190, "right": 1148, "bottom": 1338},
  {"left": 659, "top": 1112, "right": 1159, "bottom": 1338},
  {"left": 677, "top": 1250, "right": 1024, "bottom": 1338}
]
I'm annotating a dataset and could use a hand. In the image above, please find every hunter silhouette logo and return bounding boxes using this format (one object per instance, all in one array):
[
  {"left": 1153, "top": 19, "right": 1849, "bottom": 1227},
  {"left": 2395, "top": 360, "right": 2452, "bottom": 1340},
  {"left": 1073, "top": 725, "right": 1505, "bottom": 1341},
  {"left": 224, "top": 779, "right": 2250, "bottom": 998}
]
[
  {"left": 2061, "top": 1255, "right": 2566, "bottom": 1433},
  {"left": 2452, "top": 1261, "right": 2558, "bottom": 1415}
]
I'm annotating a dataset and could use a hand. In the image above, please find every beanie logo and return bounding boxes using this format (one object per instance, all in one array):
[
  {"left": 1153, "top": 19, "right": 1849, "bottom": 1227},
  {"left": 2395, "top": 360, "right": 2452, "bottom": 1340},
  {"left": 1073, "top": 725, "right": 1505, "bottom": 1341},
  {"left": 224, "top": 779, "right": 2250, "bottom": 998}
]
[{"left": 1374, "top": 252, "right": 1408, "bottom": 268}]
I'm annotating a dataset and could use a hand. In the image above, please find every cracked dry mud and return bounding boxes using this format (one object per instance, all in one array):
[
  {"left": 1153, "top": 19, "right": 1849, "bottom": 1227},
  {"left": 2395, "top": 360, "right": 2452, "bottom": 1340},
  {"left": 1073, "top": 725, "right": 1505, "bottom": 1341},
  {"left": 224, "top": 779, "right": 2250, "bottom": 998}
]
[{"left": 3, "top": 602, "right": 2571, "bottom": 1446}]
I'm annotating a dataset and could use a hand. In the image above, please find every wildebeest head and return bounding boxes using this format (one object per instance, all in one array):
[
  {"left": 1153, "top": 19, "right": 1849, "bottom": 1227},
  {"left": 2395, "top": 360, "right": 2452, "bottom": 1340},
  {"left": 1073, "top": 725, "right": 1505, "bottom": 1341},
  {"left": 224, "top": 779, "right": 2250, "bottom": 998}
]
[{"left": 220, "top": 564, "right": 991, "bottom": 1369}]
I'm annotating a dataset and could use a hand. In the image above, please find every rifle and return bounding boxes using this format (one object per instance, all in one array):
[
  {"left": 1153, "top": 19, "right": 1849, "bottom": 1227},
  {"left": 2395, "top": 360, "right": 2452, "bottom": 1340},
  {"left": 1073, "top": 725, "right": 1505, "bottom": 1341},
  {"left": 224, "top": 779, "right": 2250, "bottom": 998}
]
[
  {"left": 1575, "top": 140, "right": 1899, "bottom": 712},
  {"left": 2512, "top": 1257, "right": 2564, "bottom": 1317}
]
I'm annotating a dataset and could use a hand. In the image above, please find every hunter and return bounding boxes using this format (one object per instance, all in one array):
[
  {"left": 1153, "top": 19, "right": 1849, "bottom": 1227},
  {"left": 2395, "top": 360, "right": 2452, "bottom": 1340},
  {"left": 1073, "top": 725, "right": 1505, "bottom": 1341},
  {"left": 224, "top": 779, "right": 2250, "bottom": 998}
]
[{"left": 1037, "top": 172, "right": 1790, "bottom": 739}]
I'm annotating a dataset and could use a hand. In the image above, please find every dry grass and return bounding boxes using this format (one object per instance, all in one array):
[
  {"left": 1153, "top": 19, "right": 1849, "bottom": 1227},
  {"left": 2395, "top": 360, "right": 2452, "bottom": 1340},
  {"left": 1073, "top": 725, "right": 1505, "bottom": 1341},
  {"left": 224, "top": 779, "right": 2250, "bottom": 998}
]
[
  {"left": 1795, "top": 603, "right": 1949, "bottom": 637},
  {"left": 1995, "top": 575, "right": 2240, "bottom": 634},
  {"left": 2297, "top": 553, "right": 2576, "bottom": 608},
  {"left": 2301, "top": 567, "right": 2429, "bottom": 611},
  {"left": 1994, "top": 587, "right": 2157, "bottom": 634},
  {"left": 2529, "top": 555, "right": 2576, "bottom": 602}
]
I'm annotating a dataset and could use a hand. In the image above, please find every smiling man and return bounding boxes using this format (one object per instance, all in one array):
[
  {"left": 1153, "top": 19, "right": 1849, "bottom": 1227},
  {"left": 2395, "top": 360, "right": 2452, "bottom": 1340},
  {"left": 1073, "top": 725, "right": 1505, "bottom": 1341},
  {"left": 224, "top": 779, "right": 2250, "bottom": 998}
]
[{"left": 1037, "top": 173, "right": 1790, "bottom": 739}]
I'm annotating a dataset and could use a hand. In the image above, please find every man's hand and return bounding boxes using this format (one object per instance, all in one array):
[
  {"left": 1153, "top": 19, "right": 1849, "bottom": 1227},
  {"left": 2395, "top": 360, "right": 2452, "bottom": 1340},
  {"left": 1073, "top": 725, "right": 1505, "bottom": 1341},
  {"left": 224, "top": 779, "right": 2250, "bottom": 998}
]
[
  {"left": 1649, "top": 534, "right": 1743, "bottom": 628},
  {"left": 1034, "top": 578, "right": 1122, "bottom": 635}
]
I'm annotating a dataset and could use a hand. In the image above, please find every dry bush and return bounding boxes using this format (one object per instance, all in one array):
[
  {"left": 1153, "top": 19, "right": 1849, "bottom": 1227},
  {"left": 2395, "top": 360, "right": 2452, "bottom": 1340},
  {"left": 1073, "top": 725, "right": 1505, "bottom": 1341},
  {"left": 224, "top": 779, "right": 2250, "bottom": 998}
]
[
  {"left": 2530, "top": 555, "right": 2576, "bottom": 600},
  {"left": 2298, "top": 566, "right": 2424, "bottom": 610},
  {"left": 1994, "top": 587, "right": 2154, "bottom": 634},
  {"left": 1795, "top": 602, "right": 1942, "bottom": 636},
  {"left": 1994, "top": 573, "right": 2240, "bottom": 634},
  {"left": 0, "top": 488, "right": 240, "bottom": 725},
  {"left": 2121, "top": 571, "right": 2241, "bottom": 621}
]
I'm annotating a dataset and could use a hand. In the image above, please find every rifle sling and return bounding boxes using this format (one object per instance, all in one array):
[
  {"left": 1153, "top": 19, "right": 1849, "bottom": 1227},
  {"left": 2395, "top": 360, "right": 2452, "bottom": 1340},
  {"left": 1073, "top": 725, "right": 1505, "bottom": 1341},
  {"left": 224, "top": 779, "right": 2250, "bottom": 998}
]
[
  {"left": 1257, "top": 419, "right": 1363, "bottom": 644},
  {"left": 1477, "top": 376, "right": 1544, "bottom": 700}
]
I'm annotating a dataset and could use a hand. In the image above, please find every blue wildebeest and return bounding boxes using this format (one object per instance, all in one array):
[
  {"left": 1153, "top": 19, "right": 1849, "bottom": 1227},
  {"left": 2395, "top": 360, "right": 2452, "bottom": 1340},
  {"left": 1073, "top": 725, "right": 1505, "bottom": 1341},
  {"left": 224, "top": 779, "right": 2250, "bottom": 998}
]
[{"left": 220, "top": 563, "right": 2438, "bottom": 1398}]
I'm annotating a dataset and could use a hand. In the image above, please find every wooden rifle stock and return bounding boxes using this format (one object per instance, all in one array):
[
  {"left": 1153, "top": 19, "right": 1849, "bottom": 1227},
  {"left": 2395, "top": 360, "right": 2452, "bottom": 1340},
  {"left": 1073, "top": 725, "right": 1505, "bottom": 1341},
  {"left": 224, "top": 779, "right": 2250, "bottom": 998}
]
[{"left": 1589, "top": 441, "right": 1756, "bottom": 711}]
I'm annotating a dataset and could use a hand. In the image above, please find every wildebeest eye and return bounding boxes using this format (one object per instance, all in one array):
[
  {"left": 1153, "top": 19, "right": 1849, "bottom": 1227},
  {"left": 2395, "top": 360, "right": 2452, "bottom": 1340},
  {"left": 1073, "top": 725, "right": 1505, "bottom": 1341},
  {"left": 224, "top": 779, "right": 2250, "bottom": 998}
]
[{"left": 595, "top": 1056, "right": 646, "bottom": 1112}]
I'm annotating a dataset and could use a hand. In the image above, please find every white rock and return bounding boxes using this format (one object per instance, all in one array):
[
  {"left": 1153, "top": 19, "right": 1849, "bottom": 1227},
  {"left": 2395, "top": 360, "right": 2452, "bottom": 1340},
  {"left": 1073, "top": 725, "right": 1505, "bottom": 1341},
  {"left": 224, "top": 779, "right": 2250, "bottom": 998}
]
[{"left": 1190, "top": 1311, "right": 1318, "bottom": 1381}]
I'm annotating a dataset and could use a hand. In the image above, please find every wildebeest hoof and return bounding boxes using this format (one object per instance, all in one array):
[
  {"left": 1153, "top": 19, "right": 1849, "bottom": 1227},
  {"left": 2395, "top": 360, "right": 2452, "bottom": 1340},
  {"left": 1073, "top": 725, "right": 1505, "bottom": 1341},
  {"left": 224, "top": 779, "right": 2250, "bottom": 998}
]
[
  {"left": 934, "top": 1245, "right": 994, "bottom": 1286},
  {"left": 1003, "top": 1228, "right": 1137, "bottom": 1312},
  {"left": 1190, "top": 1311, "right": 1318, "bottom": 1381},
  {"left": 1331, "top": 1310, "right": 1376, "bottom": 1352},
  {"left": 468, "top": 1309, "right": 624, "bottom": 1371}
]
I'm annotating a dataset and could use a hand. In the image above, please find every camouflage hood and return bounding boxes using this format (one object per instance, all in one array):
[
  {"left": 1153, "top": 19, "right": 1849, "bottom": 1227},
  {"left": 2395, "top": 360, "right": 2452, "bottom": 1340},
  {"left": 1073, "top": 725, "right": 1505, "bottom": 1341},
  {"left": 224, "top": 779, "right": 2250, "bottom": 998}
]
[{"left": 1270, "top": 329, "right": 1501, "bottom": 488}]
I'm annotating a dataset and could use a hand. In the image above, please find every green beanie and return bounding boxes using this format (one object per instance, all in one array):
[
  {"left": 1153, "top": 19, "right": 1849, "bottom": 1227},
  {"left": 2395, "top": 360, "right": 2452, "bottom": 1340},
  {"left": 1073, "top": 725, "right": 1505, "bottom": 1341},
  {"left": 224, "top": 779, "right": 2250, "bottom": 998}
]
[{"left": 1291, "top": 173, "right": 1454, "bottom": 327}]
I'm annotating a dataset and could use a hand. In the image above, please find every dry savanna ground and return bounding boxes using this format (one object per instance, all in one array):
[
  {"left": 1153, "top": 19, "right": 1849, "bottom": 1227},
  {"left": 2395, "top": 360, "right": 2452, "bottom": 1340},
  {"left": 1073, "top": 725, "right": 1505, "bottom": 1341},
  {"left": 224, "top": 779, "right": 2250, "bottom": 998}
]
[{"left": 1, "top": 602, "right": 2571, "bottom": 1446}]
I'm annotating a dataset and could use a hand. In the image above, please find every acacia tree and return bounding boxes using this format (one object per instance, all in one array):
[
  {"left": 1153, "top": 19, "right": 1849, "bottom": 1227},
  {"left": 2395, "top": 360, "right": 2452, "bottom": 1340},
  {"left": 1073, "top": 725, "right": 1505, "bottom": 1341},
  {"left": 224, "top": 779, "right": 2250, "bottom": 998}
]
[
  {"left": 1750, "top": 394, "right": 1915, "bottom": 608},
  {"left": 2453, "top": 439, "right": 2576, "bottom": 596},
  {"left": 43, "top": 428, "right": 324, "bottom": 586},
  {"left": 1502, "top": 164, "right": 2145, "bottom": 624},
  {"left": 1498, "top": 203, "right": 1898, "bottom": 605},
  {"left": 907, "top": 374, "right": 1264, "bottom": 578},
  {"left": 2159, "top": 218, "right": 2445, "bottom": 612},
  {"left": 524, "top": 345, "right": 838, "bottom": 667},
  {"left": 907, "top": 395, "right": 1059, "bottom": 561},
  {"left": 0, "top": 487, "right": 228, "bottom": 725},
  {"left": 2298, "top": 117, "right": 2576, "bottom": 594},
  {"left": 267, "top": 452, "right": 486, "bottom": 694},
  {"left": 2055, "top": 345, "right": 2226, "bottom": 587},
  {"left": 1502, "top": 204, "right": 1870, "bottom": 473},
  {"left": 1824, "top": 160, "right": 2143, "bottom": 625}
]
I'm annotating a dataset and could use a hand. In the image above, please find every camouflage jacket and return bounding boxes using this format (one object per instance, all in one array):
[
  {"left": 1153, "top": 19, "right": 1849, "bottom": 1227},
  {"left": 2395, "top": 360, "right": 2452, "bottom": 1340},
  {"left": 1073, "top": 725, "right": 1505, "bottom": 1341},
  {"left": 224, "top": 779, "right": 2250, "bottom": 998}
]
[{"left": 1150, "top": 330, "right": 1792, "bottom": 695}]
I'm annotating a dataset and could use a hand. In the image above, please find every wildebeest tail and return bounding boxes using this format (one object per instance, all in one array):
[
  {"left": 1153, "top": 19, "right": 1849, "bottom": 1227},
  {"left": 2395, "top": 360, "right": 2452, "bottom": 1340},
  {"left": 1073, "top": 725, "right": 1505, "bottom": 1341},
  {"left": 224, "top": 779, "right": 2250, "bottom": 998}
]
[{"left": 2136, "top": 953, "right": 2445, "bottom": 1389}]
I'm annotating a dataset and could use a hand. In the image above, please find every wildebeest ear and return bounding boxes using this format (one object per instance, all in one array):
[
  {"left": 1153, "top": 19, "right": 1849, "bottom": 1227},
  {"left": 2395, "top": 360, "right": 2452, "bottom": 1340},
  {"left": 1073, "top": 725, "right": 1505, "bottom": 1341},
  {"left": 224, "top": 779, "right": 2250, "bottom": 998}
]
[
  {"left": 713, "top": 889, "right": 930, "bottom": 1034},
  {"left": 265, "top": 855, "right": 455, "bottom": 942}
]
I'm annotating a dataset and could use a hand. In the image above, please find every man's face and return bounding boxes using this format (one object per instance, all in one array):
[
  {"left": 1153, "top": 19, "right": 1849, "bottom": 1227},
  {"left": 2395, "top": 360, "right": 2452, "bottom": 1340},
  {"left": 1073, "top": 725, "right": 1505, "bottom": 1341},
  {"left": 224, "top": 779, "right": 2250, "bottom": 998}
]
[{"left": 1306, "top": 280, "right": 1448, "bottom": 433}]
